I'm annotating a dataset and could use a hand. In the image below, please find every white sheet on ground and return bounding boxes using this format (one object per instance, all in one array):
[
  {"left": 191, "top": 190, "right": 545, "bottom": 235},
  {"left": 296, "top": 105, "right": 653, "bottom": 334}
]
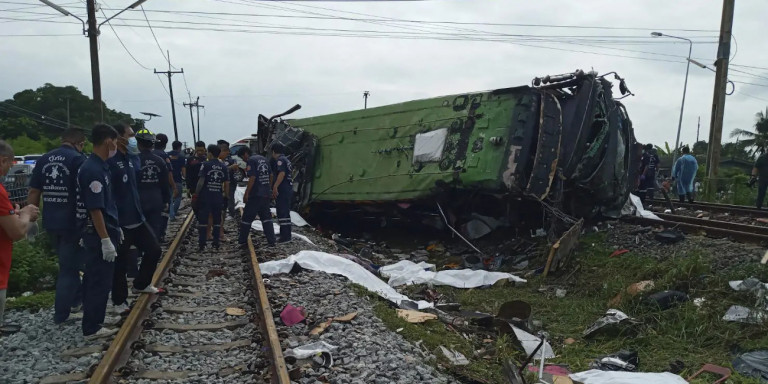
[
  {"left": 379, "top": 259, "right": 526, "bottom": 288},
  {"left": 569, "top": 370, "right": 688, "bottom": 384},
  {"left": 251, "top": 220, "right": 315, "bottom": 245},
  {"left": 283, "top": 341, "right": 338, "bottom": 359},
  {"left": 628, "top": 193, "right": 661, "bottom": 220},
  {"left": 260, "top": 251, "right": 434, "bottom": 309},
  {"left": 234, "top": 187, "right": 308, "bottom": 226}
]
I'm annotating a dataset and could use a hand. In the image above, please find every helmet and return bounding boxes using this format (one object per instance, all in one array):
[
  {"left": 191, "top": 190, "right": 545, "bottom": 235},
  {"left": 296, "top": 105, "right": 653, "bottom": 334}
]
[{"left": 135, "top": 128, "right": 156, "bottom": 144}]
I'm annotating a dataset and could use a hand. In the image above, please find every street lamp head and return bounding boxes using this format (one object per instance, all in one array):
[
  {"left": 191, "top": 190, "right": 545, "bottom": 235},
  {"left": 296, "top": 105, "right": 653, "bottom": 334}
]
[
  {"left": 128, "top": 0, "right": 148, "bottom": 9},
  {"left": 39, "top": 0, "right": 71, "bottom": 16},
  {"left": 651, "top": 32, "right": 663, "bottom": 37}
]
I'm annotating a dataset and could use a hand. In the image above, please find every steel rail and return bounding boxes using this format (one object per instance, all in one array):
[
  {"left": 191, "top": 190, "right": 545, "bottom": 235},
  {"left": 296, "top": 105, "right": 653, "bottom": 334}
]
[
  {"left": 649, "top": 199, "right": 768, "bottom": 217},
  {"left": 89, "top": 212, "right": 195, "bottom": 383},
  {"left": 622, "top": 215, "right": 768, "bottom": 245},
  {"left": 247, "top": 235, "right": 291, "bottom": 383}
]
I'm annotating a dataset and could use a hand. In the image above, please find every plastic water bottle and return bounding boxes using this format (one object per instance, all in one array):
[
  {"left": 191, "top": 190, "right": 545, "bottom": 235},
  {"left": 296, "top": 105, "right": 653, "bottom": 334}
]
[{"left": 26, "top": 222, "right": 39, "bottom": 242}]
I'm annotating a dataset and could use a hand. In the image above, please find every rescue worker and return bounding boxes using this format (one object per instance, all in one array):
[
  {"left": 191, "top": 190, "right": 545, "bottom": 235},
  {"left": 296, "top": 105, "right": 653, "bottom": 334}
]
[
  {"left": 0, "top": 140, "right": 40, "bottom": 335},
  {"left": 152, "top": 133, "right": 177, "bottom": 241},
  {"left": 637, "top": 143, "right": 659, "bottom": 204},
  {"left": 671, "top": 146, "right": 698, "bottom": 203},
  {"left": 270, "top": 144, "right": 293, "bottom": 243},
  {"left": 108, "top": 124, "right": 164, "bottom": 315},
  {"left": 77, "top": 124, "right": 121, "bottom": 340},
  {"left": 238, "top": 147, "right": 276, "bottom": 248},
  {"left": 217, "top": 140, "right": 238, "bottom": 219},
  {"left": 752, "top": 151, "right": 768, "bottom": 209},
  {"left": 168, "top": 140, "right": 186, "bottom": 221},
  {"left": 195, "top": 144, "right": 228, "bottom": 250},
  {"left": 185, "top": 141, "right": 206, "bottom": 206},
  {"left": 27, "top": 128, "right": 87, "bottom": 324},
  {"left": 136, "top": 129, "right": 171, "bottom": 247}
]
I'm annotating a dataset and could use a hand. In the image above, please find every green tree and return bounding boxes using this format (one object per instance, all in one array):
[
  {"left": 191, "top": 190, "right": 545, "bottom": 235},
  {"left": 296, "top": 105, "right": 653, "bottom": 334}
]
[
  {"left": 692, "top": 140, "right": 708, "bottom": 156},
  {"left": 654, "top": 141, "right": 674, "bottom": 156},
  {"left": 730, "top": 107, "right": 768, "bottom": 156},
  {"left": 0, "top": 84, "right": 137, "bottom": 147}
]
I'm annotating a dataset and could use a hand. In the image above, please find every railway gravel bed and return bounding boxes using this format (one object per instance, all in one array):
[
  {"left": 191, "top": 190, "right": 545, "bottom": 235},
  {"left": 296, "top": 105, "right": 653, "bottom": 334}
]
[
  {"left": 602, "top": 221, "right": 765, "bottom": 269},
  {"left": 0, "top": 209, "right": 189, "bottom": 384}
]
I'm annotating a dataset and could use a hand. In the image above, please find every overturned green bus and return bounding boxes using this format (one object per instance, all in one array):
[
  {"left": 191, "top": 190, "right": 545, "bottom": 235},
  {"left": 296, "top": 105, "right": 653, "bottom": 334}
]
[{"left": 255, "top": 70, "right": 638, "bottom": 227}]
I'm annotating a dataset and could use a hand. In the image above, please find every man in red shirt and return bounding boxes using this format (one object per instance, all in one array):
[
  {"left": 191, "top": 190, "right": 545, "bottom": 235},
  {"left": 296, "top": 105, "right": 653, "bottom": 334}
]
[{"left": 0, "top": 140, "right": 40, "bottom": 334}]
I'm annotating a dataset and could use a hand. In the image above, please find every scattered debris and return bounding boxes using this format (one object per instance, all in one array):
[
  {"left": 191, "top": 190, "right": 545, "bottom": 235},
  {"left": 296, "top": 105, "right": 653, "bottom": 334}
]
[
  {"left": 437, "top": 346, "right": 469, "bottom": 365},
  {"left": 723, "top": 305, "right": 766, "bottom": 324},
  {"left": 732, "top": 350, "right": 768, "bottom": 381},
  {"left": 570, "top": 370, "right": 688, "bottom": 384},
  {"left": 312, "top": 351, "right": 333, "bottom": 368},
  {"left": 729, "top": 278, "right": 768, "bottom": 292},
  {"left": 655, "top": 229, "right": 685, "bottom": 244},
  {"left": 564, "top": 338, "right": 577, "bottom": 345},
  {"left": 497, "top": 300, "right": 532, "bottom": 330},
  {"left": 396, "top": 309, "right": 438, "bottom": 323},
  {"left": 645, "top": 291, "right": 689, "bottom": 310},
  {"left": 608, "top": 280, "right": 655, "bottom": 306},
  {"left": 609, "top": 249, "right": 630, "bottom": 258},
  {"left": 225, "top": 307, "right": 246, "bottom": 316},
  {"left": 379, "top": 259, "right": 526, "bottom": 288},
  {"left": 686, "top": 363, "right": 731, "bottom": 383},
  {"left": 283, "top": 341, "right": 338, "bottom": 360},
  {"left": 280, "top": 304, "right": 307, "bottom": 326},
  {"left": 589, "top": 350, "right": 638, "bottom": 372},
  {"left": 555, "top": 289, "right": 567, "bottom": 298},
  {"left": 527, "top": 365, "right": 571, "bottom": 376},
  {"left": 309, "top": 319, "right": 332, "bottom": 336},
  {"left": 332, "top": 312, "right": 357, "bottom": 322},
  {"left": 583, "top": 309, "right": 638, "bottom": 338}
]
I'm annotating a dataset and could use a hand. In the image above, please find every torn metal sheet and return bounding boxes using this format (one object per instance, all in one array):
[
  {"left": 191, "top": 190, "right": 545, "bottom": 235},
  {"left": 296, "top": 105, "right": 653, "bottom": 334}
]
[
  {"left": 723, "top": 305, "right": 766, "bottom": 324},
  {"left": 543, "top": 218, "right": 584, "bottom": 276},
  {"left": 584, "top": 309, "right": 637, "bottom": 338}
]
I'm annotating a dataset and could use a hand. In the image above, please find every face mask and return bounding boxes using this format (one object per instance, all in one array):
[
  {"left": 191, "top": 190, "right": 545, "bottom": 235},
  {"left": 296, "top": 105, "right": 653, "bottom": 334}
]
[
  {"left": 108, "top": 141, "right": 117, "bottom": 158},
  {"left": 127, "top": 137, "right": 139, "bottom": 154}
]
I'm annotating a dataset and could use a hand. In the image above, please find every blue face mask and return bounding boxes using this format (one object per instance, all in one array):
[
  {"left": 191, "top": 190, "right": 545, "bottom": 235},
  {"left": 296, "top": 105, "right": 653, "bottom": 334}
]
[{"left": 127, "top": 137, "right": 139, "bottom": 154}]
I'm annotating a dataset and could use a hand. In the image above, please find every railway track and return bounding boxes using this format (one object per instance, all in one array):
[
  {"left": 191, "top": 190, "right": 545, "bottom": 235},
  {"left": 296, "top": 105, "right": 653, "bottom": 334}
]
[
  {"left": 649, "top": 198, "right": 768, "bottom": 218},
  {"left": 623, "top": 213, "right": 768, "bottom": 246},
  {"left": 40, "top": 209, "right": 290, "bottom": 384}
]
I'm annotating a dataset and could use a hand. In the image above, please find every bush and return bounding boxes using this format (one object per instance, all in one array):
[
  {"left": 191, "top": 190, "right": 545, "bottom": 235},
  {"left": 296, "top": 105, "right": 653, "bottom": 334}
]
[{"left": 7, "top": 233, "right": 58, "bottom": 296}]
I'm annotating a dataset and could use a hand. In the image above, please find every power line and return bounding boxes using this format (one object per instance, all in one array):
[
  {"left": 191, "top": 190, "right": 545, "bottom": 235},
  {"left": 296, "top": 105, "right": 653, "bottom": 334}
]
[
  {"left": 0, "top": 33, "right": 80, "bottom": 37},
  {"left": 737, "top": 91, "right": 768, "bottom": 103},
  {"left": 0, "top": 101, "right": 71, "bottom": 126},
  {"left": 100, "top": 6, "right": 151, "bottom": 70},
  {"left": 140, "top": 4, "right": 174, "bottom": 68}
]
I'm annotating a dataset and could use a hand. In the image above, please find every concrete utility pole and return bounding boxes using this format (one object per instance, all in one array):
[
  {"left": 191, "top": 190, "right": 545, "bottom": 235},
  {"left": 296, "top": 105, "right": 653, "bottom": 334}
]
[
  {"left": 154, "top": 52, "right": 183, "bottom": 142},
  {"left": 363, "top": 91, "right": 370, "bottom": 109},
  {"left": 696, "top": 116, "right": 700, "bottom": 143},
  {"left": 183, "top": 100, "right": 197, "bottom": 143},
  {"left": 183, "top": 98, "right": 204, "bottom": 142},
  {"left": 40, "top": 0, "right": 147, "bottom": 122},
  {"left": 706, "top": 0, "right": 735, "bottom": 197}
]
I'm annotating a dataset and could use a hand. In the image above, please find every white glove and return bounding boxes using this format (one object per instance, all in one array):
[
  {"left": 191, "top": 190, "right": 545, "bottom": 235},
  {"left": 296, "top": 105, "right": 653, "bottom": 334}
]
[
  {"left": 101, "top": 238, "right": 117, "bottom": 262},
  {"left": 119, "top": 228, "right": 124, "bottom": 244}
]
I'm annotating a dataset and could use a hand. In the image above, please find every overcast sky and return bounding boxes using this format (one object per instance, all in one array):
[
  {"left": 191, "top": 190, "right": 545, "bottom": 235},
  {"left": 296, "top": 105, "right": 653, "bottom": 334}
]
[{"left": 2, "top": 0, "right": 767, "bottom": 150}]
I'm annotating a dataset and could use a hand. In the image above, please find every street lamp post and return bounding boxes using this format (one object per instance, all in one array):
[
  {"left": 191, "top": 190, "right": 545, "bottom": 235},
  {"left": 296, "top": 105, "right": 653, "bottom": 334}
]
[
  {"left": 652, "top": 31, "right": 693, "bottom": 168},
  {"left": 40, "top": 0, "right": 148, "bottom": 122}
]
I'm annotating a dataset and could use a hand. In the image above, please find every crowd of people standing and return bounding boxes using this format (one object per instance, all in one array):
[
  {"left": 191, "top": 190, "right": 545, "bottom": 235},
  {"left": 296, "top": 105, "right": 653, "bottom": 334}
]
[{"left": 0, "top": 123, "right": 293, "bottom": 339}]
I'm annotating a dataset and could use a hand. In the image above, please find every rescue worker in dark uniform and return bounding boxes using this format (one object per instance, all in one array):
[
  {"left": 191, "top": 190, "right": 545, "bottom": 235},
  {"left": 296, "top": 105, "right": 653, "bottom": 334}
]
[
  {"left": 195, "top": 144, "right": 228, "bottom": 250},
  {"left": 270, "top": 144, "right": 293, "bottom": 243},
  {"left": 185, "top": 141, "right": 206, "bottom": 216},
  {"left": 137, "top": 129, "right": 171, "bottom": 246},
  {"left": 638, "top": 143, "right": 660, "bottom": 204},
  {"left": 152, "top": 133, "right": 177, "bottom": 242},
  {"left": 168, "top": 140, "right": 186, "bottom": 221},
  {"left": 217, "top": 140, "right": 238, "bottom": 220},
  {"left": 238, "top": 147, "right": 276, "bottom": 248},
  {"left": 77, "top": 124, "right": 121, "bottom": 340},
  {"left": 108, "top": 125, "right": 164, "bottom": 314},
  {"left": 27, "top": 128, "right": 87, "bottom": 324}
]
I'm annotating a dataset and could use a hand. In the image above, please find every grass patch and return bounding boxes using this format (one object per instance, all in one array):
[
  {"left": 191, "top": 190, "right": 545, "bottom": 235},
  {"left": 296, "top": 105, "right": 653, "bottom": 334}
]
[
  {"left": 8, "top": 233, "right": 58, "bottom": 296},
  {"left": 352, "top": 233, "right": 768, "bottom": 383},
  {"left": 6, "top": 290, "right": 55, "bottom": 311}
]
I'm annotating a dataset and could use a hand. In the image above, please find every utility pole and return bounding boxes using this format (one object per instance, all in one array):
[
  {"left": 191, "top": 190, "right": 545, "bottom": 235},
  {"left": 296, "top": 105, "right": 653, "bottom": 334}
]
[
  {"left": 363, "top": 91, "right": 370, "bottom": 109},
  {"left": 705, "top": 0, "right": 735, "bottom": 197},
  {"left": 183, "top": 98, "right": 204, "bottom": 143},
  {"left": 696, "top": 116, "right": 700, "bottom": 143},
  {"left": 85, "top": 0, "right": 102, "bottom": 121},
  {"left": 66, "top": 97, "right": 71, "bottom": 129},
  {"left": 196, "top": 96, "right": 203, "bottom": 142},
  {"left": 183, "top": 100, "right": 197, "bottom": 143},
  {"left": 154, "top": 52, "right": 183, "bottom": 142}
]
